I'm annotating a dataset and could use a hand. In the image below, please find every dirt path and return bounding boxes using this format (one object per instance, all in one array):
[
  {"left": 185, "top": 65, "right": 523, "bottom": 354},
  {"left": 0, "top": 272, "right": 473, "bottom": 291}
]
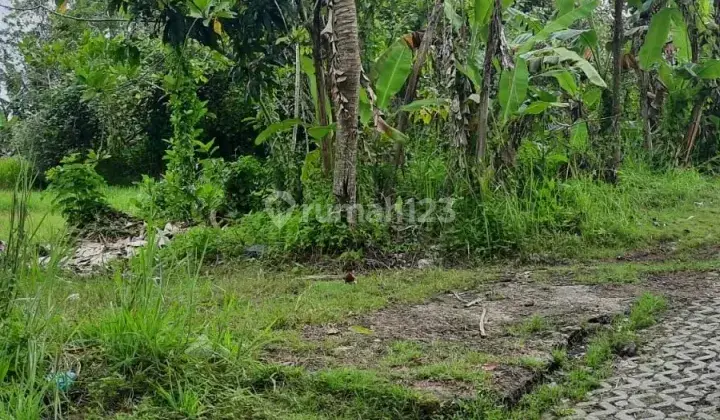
[
  {"left": 265, "top": 260, "right": 720, "bottom": 415},
  {"left": 571, "top": 294, "right": 720, "bottom": 419}
]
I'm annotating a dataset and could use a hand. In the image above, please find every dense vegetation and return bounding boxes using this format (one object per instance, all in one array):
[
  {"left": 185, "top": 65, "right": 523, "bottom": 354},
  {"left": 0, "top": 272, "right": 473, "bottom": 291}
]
[
  {"left": 0, "top": 0, "right": 719, "bottom": 418},
  {"left": 0, "top": 0, "right": 718, "bottom": 259}
]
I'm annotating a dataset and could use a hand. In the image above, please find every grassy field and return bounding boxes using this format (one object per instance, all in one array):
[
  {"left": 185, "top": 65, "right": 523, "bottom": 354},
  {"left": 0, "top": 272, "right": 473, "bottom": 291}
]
[
  {"left": 0, "top": 186, "right": 142, "bottom": 242},
  {"left": 1, "top": 245, "right": 683, "bottom": 419},
  {"left": 2, "top": 170, "right": 720, "bottom": 418}
]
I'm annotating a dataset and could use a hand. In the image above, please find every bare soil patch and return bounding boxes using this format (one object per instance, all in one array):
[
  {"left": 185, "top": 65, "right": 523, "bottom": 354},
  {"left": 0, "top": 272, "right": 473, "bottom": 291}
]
[
  {"left": 267, "top": 267, "right": 720, "bottom": 404},
  {"left": 613, "top": 242, "right": 720, "bottom": 263}
]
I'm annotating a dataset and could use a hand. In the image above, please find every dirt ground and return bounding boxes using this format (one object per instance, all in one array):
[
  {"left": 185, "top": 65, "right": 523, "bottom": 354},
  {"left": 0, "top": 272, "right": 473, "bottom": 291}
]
[{"left": 266, "top": 262, "right": 720, "bottom": 405}]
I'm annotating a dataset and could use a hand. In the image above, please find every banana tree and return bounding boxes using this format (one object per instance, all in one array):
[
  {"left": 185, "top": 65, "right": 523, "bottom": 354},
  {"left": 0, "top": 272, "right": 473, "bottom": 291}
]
[
  {"left": 447, "top": 0, "right": 607, "bottom": 168},
  {"left": 391, "top": 0, "right": 447, "bottom": 169},
  {"left": 635, "top": 0, "right": 720, "bottom": 164}
]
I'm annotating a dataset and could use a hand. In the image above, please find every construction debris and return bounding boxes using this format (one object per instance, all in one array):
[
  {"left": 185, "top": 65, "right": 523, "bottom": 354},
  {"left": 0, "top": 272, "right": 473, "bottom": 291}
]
[{"left": 58, "top": 222, "right": 187, "bottom": 275}]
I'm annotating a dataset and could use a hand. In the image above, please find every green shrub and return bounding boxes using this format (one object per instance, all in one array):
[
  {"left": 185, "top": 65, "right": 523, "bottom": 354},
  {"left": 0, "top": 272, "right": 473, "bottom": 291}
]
[
  {"left": 162, "top": 201, "right": 393, "bottom": 263},
  {"left": 136, "top": 141, "right": 229, "bottom": 225},
  {"left": 161, "top": 225, "right": 226, "bottom": 263},
  {"left": 0, "top": 157, "right": 25, "bottom": 189},
  {"left": 46, "top": 151, "right": 114, "bottom": 225},
  {"left": 224, "top": 156, "right": 270, "bottom": 216}
]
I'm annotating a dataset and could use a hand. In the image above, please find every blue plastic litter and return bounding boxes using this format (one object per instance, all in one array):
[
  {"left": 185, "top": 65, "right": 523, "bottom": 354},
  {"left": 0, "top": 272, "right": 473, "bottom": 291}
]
[{"left": 46, "top": 371, "right": 77, "bottom": 392}]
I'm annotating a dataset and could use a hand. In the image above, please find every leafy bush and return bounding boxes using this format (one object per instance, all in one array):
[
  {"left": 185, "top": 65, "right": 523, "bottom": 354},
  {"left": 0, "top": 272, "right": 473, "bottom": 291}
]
[
  {"left": 161, "top": 225, "right": 226, "bottom": 263},
  {"left": 0, "top": 157, "right": 26, "bottom": 189},
  {"left": 224, "top": 156, "right": 270, "bottom": 216},
  {"left": 46, "top": 151, "right": 114, "bottom": 225},
  {"left": 162, "top": 202, "right": 393, "bottom": 263},
  {"left": 137, "top": 144, "right": 229, "bottom": 225}
]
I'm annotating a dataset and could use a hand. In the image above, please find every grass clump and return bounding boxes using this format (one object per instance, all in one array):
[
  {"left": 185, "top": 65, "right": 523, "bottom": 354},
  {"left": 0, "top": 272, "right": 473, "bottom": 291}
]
[
  {"left": 383, "top": 341, "right": 425, "bottom": 367},
  {"left": 509, "top": 315, "right": 551, "bottom": 336},
  {"left": 628, "top": 293, "right": 668, "bottom": 330}
]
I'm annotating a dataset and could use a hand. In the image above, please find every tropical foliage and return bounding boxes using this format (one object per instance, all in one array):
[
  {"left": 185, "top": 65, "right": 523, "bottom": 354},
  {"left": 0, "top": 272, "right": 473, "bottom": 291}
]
[{"left": 0, "top": 0, "right": 718, "bottom": 252}]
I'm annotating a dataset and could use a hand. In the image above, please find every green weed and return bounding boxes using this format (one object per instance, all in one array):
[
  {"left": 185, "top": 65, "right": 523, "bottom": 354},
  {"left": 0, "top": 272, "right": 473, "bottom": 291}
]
[
  {"left": 510, "top": 315, "right": 551, "bottom": 336},
  {"left": 629, "top": 293, "right": 668, "bottom": 330}
]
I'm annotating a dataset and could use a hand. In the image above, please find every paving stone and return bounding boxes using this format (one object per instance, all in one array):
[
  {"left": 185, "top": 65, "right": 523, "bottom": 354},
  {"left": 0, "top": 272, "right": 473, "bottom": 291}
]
[{"left": 570, "top": 298, "right": 720, "bottom": 419}]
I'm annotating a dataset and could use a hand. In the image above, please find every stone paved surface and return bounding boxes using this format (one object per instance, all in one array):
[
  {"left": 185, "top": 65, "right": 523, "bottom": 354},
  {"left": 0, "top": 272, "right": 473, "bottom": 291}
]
[{"left": 572, "top": 297, "right": 720, "bottom": 419}]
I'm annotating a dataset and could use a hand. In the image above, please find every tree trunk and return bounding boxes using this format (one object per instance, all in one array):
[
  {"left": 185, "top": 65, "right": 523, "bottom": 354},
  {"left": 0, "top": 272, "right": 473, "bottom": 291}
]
[
  {"left": 683, "top": 94, "right": 707, "bottom": 165},
  {"left": 300, "top": 0, "right": 332, "bottom": 174},
  {"left": 330, "top": 0, "right": 361, "bottom": 216},
  {"left": 717, "top": 0, "right": 720, "bottom": 45},
  {"left": 681, "top": 6, "right": 705, "bottom": 166},
  {"left": 632, "top": 12, "right": 652, "bottom": 153},
  {"left": 639, "top": 72, "right": 652, "bottom": 151},
  {"left": 610, "top": 0, "right": 624, "bottom": 177},
  {"left": 476, "top": 0, "right": 504, "bottom": 164},
  {"left": 394, "top": 0, "right": 444, "bottom": 168}
]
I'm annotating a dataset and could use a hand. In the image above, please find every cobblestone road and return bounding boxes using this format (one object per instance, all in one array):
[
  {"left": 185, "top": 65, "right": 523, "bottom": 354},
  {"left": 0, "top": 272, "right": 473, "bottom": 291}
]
[{"left": 572, "top": 297, "right": 720, "bottom": 419}]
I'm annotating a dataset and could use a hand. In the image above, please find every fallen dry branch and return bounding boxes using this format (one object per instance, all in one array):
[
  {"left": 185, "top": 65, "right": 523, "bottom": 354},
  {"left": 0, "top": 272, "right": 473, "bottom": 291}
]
[
  {"left": 464, "top": 298, "right": 483, "bottom": 308},
  {"left": 301, "top": 275, "right": 345, "bottom": 281},
  {"left": 479, "top": 307, "right": 488, "bottom": 338},
  {"left": 452, "top": 291, "right": 468, "bottom": 304},
  {"left": 300, "top": 273, "right": 356, "bottom": 284}
]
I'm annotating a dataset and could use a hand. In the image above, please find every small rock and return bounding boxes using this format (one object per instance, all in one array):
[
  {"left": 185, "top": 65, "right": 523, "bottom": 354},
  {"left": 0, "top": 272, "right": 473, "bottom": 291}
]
[
  {"left": 128, "top": 240, "right": 147, "bottom": 248},
  {"left": 481, "top": 363, "right": 499, "bottom": 371},
  {"left": 616, "top": 342, "right": 637, "bottom": 358},
  {"left": 333, "top": 346, "right": 354, "bottom": 354},
  {"left": 163, "top": 222, "right": 183, "bottom": 237},
  {"left": 244, "top": 245, "right": 267, "bottom": 259},
  {"left": 326, "top": 327, "right": 340, "bottom": 335},
  {"left": 37, "top": 244, "right": 51, "bottom": 257},
  {"left": 416, "top": 258, "right": 433, "bottom": 269},
  {"left": 66, "top": 293, "right": 80, "bottom": 302},
  {"left": 156, "top": 235, "right": 171, "bottom": 248},
  {"left": 523, "top": 301, "right": 535, "bottom": 307}
]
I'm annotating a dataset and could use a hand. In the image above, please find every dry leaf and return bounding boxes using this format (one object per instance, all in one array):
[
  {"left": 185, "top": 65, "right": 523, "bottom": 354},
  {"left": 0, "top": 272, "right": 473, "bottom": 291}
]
[
  {"left": 348, "top": 325, "right": 373, "bottom": 335},
  {"left": 482, "top": 363, "right": 499, "bottom": 371},
  {"left": 213, "top": 19, "right": 223, "bottom": 35}
]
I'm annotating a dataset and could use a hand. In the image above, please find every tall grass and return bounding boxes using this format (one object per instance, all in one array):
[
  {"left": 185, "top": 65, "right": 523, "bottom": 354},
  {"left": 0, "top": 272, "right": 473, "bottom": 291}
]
[
  {"left": 1, "top": 159, "right": 35, "bottom": 317},
  {"left": 440, "top": 162, "right": 720, "bottom": 259},
  {"left": 0, "top": 160, "right": 69, "bottom": 419},
  {"left": 0, "top": 157, "right": 25, "bottom": 190}
]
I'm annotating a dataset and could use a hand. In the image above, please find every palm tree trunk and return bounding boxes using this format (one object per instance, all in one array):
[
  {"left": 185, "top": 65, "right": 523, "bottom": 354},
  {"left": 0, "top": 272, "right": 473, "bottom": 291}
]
[{"left": 330, "top": 0, "right": 361, "bottom": 216}]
